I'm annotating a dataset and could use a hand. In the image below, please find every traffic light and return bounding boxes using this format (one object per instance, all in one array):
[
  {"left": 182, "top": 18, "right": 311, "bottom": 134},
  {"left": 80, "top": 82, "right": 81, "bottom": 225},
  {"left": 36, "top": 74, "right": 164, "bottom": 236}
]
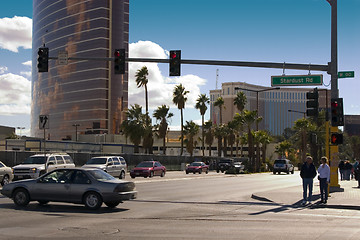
[
  {"left": 331, "top": 98, "right": 344, "bottom": 126},
  {"left": 37, "top": 47, "right": 49, "bottom": 72},
  {"left": 169, "top": 50, "right": 181, "bottom": 76},
  {"left": 331, "top": 133, "right": 343, "bottom": 145},
  {"left": 306, "top": 88, "right": 318, "bottom": 117},
  {"left": 114, "top": 49, "right": 125, "bottom": 74}
]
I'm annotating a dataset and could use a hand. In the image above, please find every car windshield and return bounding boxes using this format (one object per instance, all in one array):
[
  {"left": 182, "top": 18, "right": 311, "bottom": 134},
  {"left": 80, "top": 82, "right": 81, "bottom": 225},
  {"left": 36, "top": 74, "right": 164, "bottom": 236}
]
[
  {"left": 87, "top": 169, "right": 115, "bottom": 181},
  {"left": 23, "top": 156, "right": 46, "bottom": 164},
  {"left": 190, "top": 162, "right": 201, "bottom": 166},
  {"left": 86, "top": 158, "right": 107, "bottom": 164},
  {"left": 275, "top": 160, "right": 286, "bottom": 164},
  {"left": 136, "top": 162, "right": 154, "bottom": 168}
]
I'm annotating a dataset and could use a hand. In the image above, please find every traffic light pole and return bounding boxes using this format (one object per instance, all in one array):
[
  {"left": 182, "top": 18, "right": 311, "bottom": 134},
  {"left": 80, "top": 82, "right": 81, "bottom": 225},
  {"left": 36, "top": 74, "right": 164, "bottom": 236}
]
[{"left": 326, "top": 0, "right": 340, "bottom": 189}]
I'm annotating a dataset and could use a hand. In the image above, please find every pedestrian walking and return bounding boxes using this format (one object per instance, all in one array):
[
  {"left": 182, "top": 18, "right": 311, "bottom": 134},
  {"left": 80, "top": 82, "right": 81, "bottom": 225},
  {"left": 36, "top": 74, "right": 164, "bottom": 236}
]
[
  {"left": 338, "top": 160, "right": 345, "bottom": 180},
  {"left": 355, "top": 163, "right": 360, "bottom": 188},
  {"left": 344, "top": 161, "right": 352, "bottom": 181},
  {"left": 318, "top": 156, "right": 330, "bottom": 204},
  {"left": 300, "top": 156, "right": 317, "bottom": 205}
]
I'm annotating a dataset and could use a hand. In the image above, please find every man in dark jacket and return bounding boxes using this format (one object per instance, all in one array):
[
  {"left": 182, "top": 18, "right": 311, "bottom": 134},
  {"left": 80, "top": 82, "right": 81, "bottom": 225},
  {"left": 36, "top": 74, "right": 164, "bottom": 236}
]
[{"left": 300, "top": 156, "right": 317, "bottom": 205}]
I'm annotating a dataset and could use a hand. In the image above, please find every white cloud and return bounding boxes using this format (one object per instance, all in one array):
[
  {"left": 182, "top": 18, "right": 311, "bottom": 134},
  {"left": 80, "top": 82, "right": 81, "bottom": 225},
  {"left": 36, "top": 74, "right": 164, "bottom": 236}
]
[
  {"left": 0, "top": 73, "right": 31, "bottom": 115},
  {"left": 20, "top": 60, "right": 32, "bottom": 79},
  {"left": 128, "top": 41, "right": 207, "bottom": 110},
  {"left": 0, "top": 16, "right": 32, "bottom": 52},
  {"left": 0, "top": 66, "right": 8, "bottom": 74}
]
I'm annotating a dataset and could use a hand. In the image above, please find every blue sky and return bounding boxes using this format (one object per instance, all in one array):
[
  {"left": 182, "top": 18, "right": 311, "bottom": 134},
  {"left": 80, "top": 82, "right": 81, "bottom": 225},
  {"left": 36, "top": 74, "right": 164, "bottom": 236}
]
[{"left": 0, "top": 0, "right": 359, "bottom": 136}]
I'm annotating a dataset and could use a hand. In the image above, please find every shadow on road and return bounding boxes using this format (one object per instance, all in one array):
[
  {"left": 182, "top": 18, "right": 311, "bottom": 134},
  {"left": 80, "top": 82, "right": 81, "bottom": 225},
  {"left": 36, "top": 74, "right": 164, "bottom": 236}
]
[{"left": 0, "top": 202, "right": 130, "bottom": 214}]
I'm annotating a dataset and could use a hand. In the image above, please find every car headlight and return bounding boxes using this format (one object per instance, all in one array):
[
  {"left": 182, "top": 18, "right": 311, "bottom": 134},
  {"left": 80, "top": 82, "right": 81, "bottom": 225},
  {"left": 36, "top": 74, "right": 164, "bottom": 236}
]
[{"left": 30, "top": 168, "right": 37, "bottom": 173}]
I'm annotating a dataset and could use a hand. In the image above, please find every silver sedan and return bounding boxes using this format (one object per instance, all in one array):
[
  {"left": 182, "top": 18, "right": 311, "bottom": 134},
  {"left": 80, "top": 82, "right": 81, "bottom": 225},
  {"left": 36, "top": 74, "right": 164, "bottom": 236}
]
[
  {"left": 1, "top": 168, "right": 137, "bottom": 210},
  {"left": 0, "top": 161, "right": 13, "bottom": 186}
]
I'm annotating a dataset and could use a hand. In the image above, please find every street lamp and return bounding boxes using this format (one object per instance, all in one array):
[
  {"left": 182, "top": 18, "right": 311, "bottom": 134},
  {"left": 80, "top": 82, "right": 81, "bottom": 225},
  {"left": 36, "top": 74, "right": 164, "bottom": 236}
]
[
  {"left": 288, "top": 109, "right": 306, "bottom": 118},
  {"left": 234, "top": 87, "right": 280, "bottom": 130},
  {"left": 17, "top": 127, "right": 25, "bottom": 138},
  {"left": 72, "top": 124, "right": 80, "bottom": 142}
]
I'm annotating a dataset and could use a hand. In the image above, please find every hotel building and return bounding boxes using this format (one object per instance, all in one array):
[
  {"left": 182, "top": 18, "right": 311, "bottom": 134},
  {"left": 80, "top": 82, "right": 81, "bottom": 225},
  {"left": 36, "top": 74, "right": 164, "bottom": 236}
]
[
  {"left": 210, "top": 82, "right": 330, "bottom": 136},
  {"left": 32, "top": 0, "right": 129, "bottom": 140}
]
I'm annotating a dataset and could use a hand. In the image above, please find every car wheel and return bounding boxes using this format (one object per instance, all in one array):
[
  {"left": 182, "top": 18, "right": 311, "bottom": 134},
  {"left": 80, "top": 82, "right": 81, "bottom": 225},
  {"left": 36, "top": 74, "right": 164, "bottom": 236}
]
[
  {"left": 38, "top": 200, "right": 49, "bottom": 205},
  {"left": 1, "top": 175, "right": 10, "bottom": 186},
  {"left": 83, "top": 192, "right": 102, "bottom": 210},
  {"left": 199, "top": 169, "right": 202, "bottom": 174},
  {"left": 186, "top": 171, "right": 189, "bottom": 174},
  {"left": 131, "top": 176, "right": 135, "bottom": 179},
  {"left": 206, "top": 170, "right": 209, "bottom": 174},
  {"left": 273, "top": 171, "right": 276, "bottom": 174},
  {"left": 291, "top": 169, "right": 294, "bottom": 174},
  {"left": 13, "top": 188, "right": 30, "bottom": 207},
  {"left": 193, "top": 171, "right": 196, "bottom": 174},
  {"left": 119, "top": 171, "right": 125, "bottom": 179},
  {"left": 149, "top": 171, "right": 154, "bottom": 178},
  {"left": 216, "top": 170, "right": 219, "bottom": 173},
  {"left": 105, "top": 201, "right": 120, "bottom": 208},
  {"left": 160, "top": 171, "right": 165, "bottom": 177}
]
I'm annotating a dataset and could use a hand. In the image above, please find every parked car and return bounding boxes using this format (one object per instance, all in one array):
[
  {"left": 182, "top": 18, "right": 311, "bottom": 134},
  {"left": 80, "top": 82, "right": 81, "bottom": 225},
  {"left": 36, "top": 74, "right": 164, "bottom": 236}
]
[
  {"left": 216, "top": 158, "right": 234, "bottom": 173},
  {"left": 130, "top": 161, "right": 166, "bottom": 178},
  {"left": 1, "top": 168, "right": 137, "bottom": 210},
  {"left": 12, "top": 153, "right": 75, "bottom": 181},
  {"left": 0, "top": 161, "right": 13, "bottom": 186},
  {"left": 186, "top": 162, "right": 209, "bottom": 174},
  {"left": 273, "top": 159, "right": 294, "bottom": 174},
  {"left": 233, "top": 162, "right": 245, "bottom": 174},
  {"left": 82, "top": 156, "right": 127, "bottom": 179}
]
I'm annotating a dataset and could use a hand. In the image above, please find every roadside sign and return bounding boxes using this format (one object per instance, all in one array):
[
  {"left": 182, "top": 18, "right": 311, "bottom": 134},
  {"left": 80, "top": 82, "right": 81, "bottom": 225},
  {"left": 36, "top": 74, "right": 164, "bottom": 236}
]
[
  {"left": 39, "top": 115, "right": 49, "bottom": 129},
  {"left": 58, "top": 51, "right": 68, "bottom": 65},
  {"left": 338, "top": 71, "right": 354, "bottom": 78},
  {"left": 271, "top": 74, "right": 323, "bottom": 86}
]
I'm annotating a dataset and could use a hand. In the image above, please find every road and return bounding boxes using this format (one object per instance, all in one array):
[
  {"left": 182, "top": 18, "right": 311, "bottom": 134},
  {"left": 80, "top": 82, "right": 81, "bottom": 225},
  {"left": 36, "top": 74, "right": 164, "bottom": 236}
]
[{"left": 1, "top": 171, "right": 360, "bottom": 239}]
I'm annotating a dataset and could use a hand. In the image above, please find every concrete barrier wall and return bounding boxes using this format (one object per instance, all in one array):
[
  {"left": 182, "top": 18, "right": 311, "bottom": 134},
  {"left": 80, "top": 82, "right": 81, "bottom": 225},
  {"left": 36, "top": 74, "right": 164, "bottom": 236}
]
[{"left": 0, "top": 151, "right": 222, "bottom": 171}]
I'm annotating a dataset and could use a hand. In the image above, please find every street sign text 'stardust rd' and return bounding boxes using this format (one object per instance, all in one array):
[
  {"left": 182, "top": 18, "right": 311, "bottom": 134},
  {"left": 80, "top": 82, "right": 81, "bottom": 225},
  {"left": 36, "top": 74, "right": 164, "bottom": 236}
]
[{"left": 271, "top": 74, "right": 323, "bottom": 86}]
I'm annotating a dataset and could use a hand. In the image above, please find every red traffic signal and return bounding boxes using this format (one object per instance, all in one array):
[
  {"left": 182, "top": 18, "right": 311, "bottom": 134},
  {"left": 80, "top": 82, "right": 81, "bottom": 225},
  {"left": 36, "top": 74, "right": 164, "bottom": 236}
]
[
  {"left": 331, "top": 133, "right": 343, "bottom": 145},
  {"left": 114, "top": 49, "right": 125, "bottom": 74},
  {"left": 331, "top": 98, "right": 344, "bottom": 126},
  {"left": 169, "top": 50, "right": 181, "bottom": 76},
  {"left": 37, "top": 47, "right": 49, "bottom": 72}
]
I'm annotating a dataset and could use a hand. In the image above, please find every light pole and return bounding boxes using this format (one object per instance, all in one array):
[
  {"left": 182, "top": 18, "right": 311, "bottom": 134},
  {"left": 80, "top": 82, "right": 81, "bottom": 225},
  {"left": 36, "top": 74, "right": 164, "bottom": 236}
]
[
  {"left": 72, "top": 124, "right": 80, "bottom": 142},
  {"left": 234, "top": 87, "right": 280, "bottom": 130},
  {"left": 288, "top": 109, "right": 306, "bottom": 118},
  {"left": 17, "top": 127, "right": 25, "bottom": 138}
]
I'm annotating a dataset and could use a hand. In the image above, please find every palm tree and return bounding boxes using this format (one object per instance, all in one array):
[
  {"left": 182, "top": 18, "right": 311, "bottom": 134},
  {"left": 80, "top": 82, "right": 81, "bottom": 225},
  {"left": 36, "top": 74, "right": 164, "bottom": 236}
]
[
  {"left": 120, "top": 104, "right": 145, "bottom": 153},
  {"left": 195, "top": 94, "right": 210, "bottom": 156},
  {"left": 275, "top": 140, "right": 293, "bottom": 158},
  {"left": 233, "top": 91, "right": 247, "bottom": 113},
  {"left": 243, "top": 110, "right": 258, "bottom": 171},
  {"left": 257, "top": 130, "right": 272, "bottom": 164},
  {"left": 153, "top": 105, "right": 173, "bottom": 154},
  {"left": 214, "top": 97, "right": 225, "bottom": 124},
  {"left": 204, "top": 120, "right": 214, "bottom": 156},
  {"left": 227, "top": 120, "right": 237, "bottom": 157},
  {"left": 183, "top": 121, "right": 200, "bottom": 157},
  {"left": 233, "top": 113, "right": 245, "bottom": 157},
  {"left": 135, "top": 66, "right": 149, "bottom": 115},
  {"left": 293, "top": 118, "right": 315, "bottom": 163},
  {"left": 172, "top": 84, "right": 189, "bottom": 155}
]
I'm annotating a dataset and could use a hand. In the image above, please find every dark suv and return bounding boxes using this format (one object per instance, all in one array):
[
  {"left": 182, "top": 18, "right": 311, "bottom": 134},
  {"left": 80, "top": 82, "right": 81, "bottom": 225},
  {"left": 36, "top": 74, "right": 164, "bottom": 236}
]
[
  {"left": 216, "top": 158, "right": 234, "bottom": 173},
  {"left": 273, "top": 159, "right": 294, "bottom": 174}
]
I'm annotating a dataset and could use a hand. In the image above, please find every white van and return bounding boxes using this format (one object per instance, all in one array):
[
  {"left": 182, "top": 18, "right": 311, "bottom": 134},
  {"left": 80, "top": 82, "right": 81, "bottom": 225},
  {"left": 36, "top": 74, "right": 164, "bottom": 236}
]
[
  {"left": 12, "top": 153, "right": 75, "bottom": 181},
  {"left": 82, "top": 156, "right": 127, "bottom": 179}
]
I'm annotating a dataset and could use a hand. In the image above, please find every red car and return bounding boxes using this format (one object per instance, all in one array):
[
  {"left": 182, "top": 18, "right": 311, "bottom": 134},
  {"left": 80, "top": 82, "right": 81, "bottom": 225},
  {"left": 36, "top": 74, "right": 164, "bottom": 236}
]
[
  {"left": 186, "top": 162, "right": 209, "bottom": 174},
  {"left": 130, "top": 161, "right": 166, "bottom": 178}
]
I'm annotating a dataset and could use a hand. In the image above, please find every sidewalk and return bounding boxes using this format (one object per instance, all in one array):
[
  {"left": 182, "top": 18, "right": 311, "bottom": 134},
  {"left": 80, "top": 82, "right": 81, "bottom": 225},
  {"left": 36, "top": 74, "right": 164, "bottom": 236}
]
[{"left": 252, "top": 179, "right": 360, "bottom": 210}]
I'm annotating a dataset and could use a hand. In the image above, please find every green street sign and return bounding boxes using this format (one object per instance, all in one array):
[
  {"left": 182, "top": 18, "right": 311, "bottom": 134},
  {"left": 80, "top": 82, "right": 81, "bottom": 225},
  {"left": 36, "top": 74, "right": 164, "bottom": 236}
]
[
  {"left": 338, "top": 71, "right": 354, "bottom": 78},
  {"left": 271, "top": 74, "right": 323, "bottom": 86}
]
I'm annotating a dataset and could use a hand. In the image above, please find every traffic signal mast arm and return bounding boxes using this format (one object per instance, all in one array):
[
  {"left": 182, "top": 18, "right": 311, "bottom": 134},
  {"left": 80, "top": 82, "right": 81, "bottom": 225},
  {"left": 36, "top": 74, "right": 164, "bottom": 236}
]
[{"left": 46, "top": 56, "right": 329, "bottom": 72}]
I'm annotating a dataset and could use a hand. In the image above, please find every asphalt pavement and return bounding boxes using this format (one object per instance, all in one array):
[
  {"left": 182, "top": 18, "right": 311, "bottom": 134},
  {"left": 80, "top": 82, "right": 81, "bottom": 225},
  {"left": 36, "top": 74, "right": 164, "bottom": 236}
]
[{"left": 252, "top": 175, "right": 360, "bottom": 210}]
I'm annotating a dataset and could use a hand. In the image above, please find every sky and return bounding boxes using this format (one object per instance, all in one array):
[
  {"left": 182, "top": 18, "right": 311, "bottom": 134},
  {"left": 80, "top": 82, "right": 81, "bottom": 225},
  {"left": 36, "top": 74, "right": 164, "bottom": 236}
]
[{"left": 0, "top": 0, "right": 359, "bottom": 137}]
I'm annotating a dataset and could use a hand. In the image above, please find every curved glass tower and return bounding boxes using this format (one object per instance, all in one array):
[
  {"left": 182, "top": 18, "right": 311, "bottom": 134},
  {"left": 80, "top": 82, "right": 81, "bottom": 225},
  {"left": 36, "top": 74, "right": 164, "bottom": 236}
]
[{"left": 31, "top": 0, "right": 129, "bottom": 140}]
